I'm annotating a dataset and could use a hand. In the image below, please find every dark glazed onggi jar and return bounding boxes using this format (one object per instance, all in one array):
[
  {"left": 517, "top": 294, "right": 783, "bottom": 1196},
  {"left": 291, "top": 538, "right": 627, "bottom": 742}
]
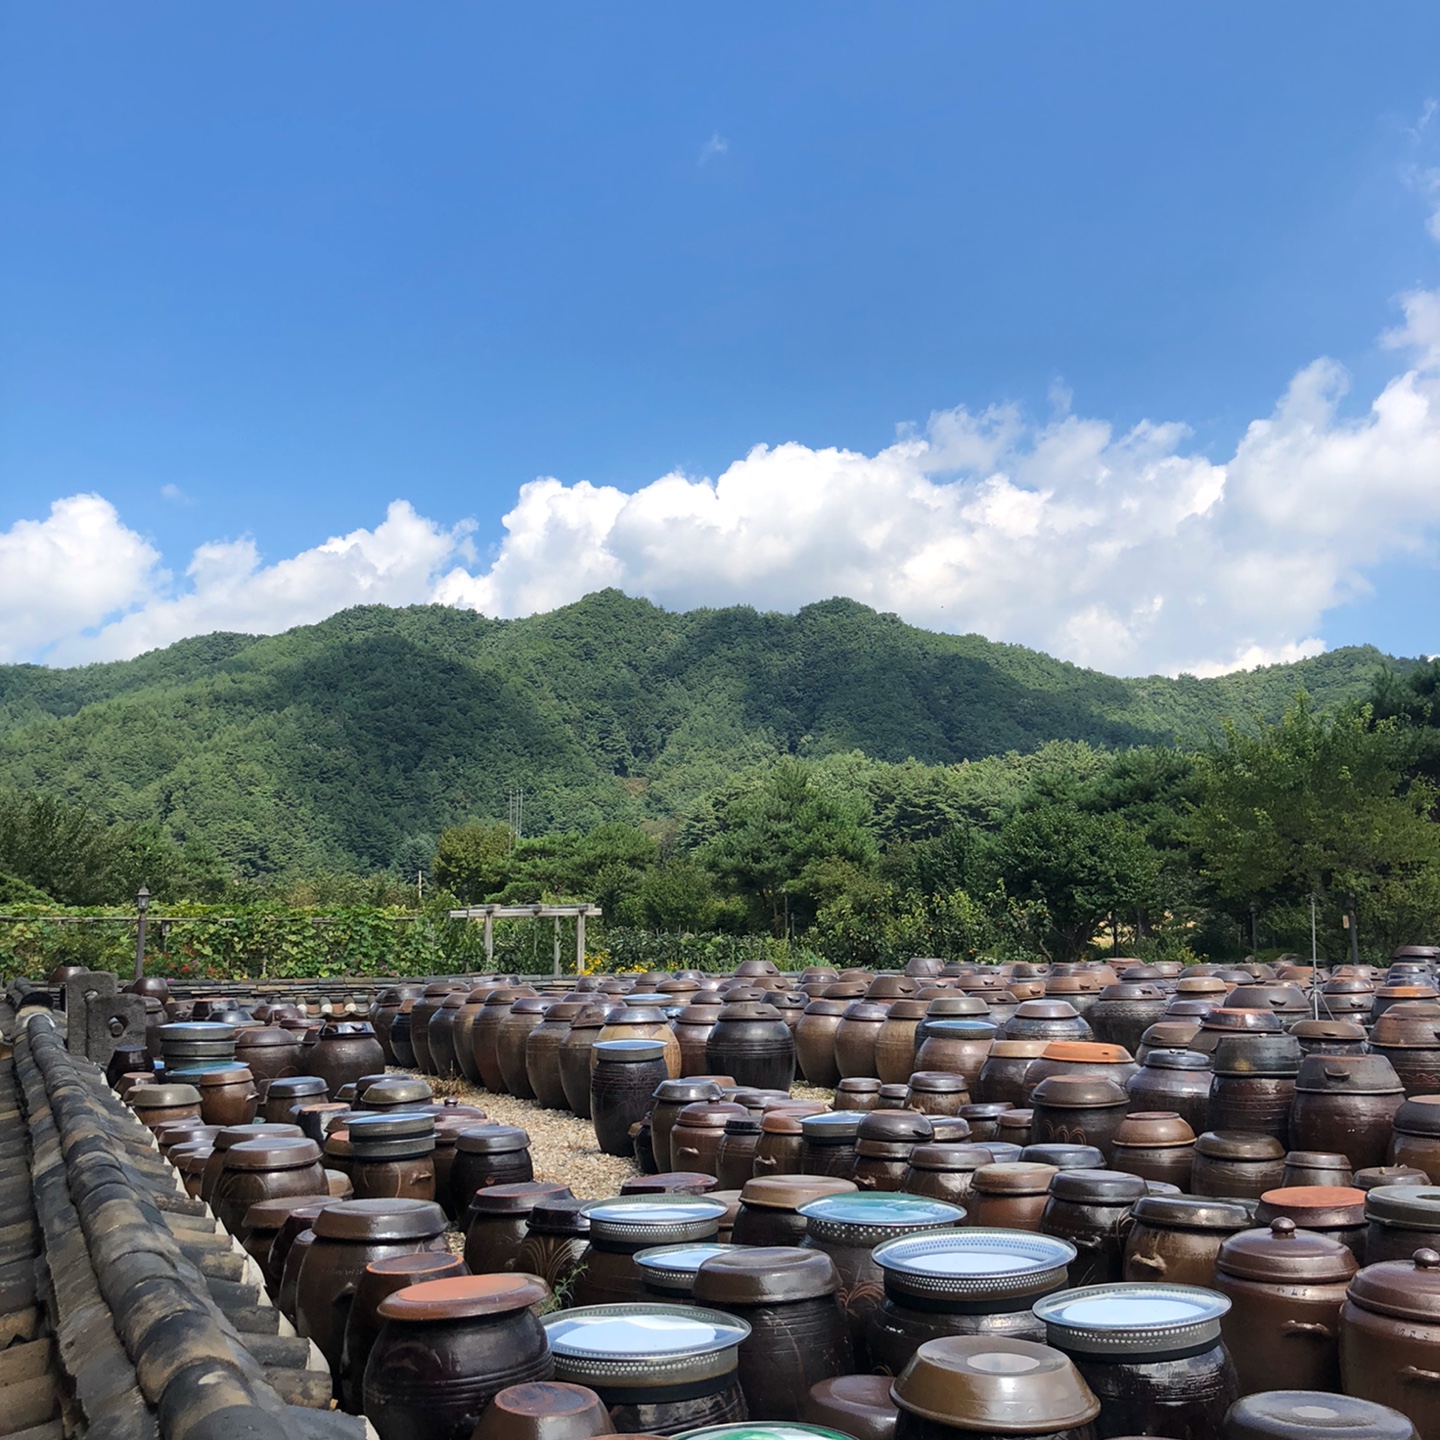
[
  {"left": 1192, "top": 1131, "right": 1286, "bottom": 1201},
  {"left": 463, "top": 1180, "right": 574, "bottom": 1275},
  {"left": 347, "top": 1111, "right": 438, "bottom": 1203},
  {"left": 890, "top": 1335, "right": 1100, "bottom": 1440},
  {"left": 573, "top": 1195, "right": 728, "bottom": 1307},
  {"left": 731, "top": 1175, "right": 858, "bottom": 1247},
  {"left": 212, "top": 1135, "right": 328, "bottom": 1237},
  {"left": 1389, "top": 1096, "right": 1440, "bottom": 1183},
  {"left": 876, "top": 1000, "right": 930, "bottom": 1086},
  {"left": 516, "top": 1197, "right": 591, "bottom": 1293},
  {"left": 753, "top": 1105, "right": 824, "bottom": 1178},
  {"left": 1034, "top": 1282, "right": 1238, "bottom": 1440},
  {"left": 672, "top": 1102, "right": 749, "bottom": 1179},
  {"left": 1125, "top": 1051, "right": 1212, "bottom": 1140},
  {"left": 306, "top": 1021, "right": 386, "bottom": 1099},
  {"left": 1221, "top": 1391, "right": 1419, "bottom": 1440},
  {"left": 706, "top": 1002, "right": 796, "bottom": 1092},
  {"left": 868, "top": 1229, "right": 1073, "bottom": 1377},
  {"left": 798, "top": 1192, "right": 963, "bottom": 1369},
  {"left": 1122, "top": 1195, "right": 1252, "bottom": 1289},
  {"left": 693, "top": 1246, "right": 853, "bottom": 1421},
  {"left": 976, "top": 1042, "right": 1049, "bottom": 1107},
  {"left": 545, "top": 1303, "right": 751, "bottom": 1436},
  {"left": 1290, "top": 1055, "right": 1406, "bottom": 1173},
  {"left": 1029, "top": 1077, "right": 1129, "bottom": 1162},
  {"left": 295, "top": 1198, "right": 449, "bottom": 1383},
  {"left": 1341, "top": 1247, "right": 1440, "bottom": 1440},
  {"left": 968, "top": 1164, "right": 1060, "bottom": 1233},
  {"left": 801, "top": 1111, "right": 864, "bottom": 1179},
  {"left": 1365, "top": 1186, "right": 1440, "bottom": 1265},
  {"left": 837, "top": 1078, "right": 884, "bottom": 1113},
  {"left": 854, "top": 1111, "right": 935, "bottom": 1194},
  {"left": 363, "top": 1274, "right": 553, "bottom": 1440},
  {"left": 450, "top": 1125, "right": 535, "bottom": 1214},
  {"left": 652, "top": 1079, "right": 725, "bottom": 1173},
  {"left": 497, "top": 997, "right": 553, "bottom": 1100},
  {"left": 1040, "top": 1169, "right": 1148, "bottom": 1288},
  {"left": 636, "top": 1241, "right": 737, "bottom": 1304},
  {"left": 913, "top": 1021, "right": 999, "bottom": 1097},
  {"left": 1254, "top": 1185, "right": 1368, "bottom": 1265},
  {"left": 902, "top": 1145, "right": 996, "bottom": 1207},
  {"left": 592, "top": 1039, "right": 671, "bottom": 1157},
  {"left": 1214, "top": 1216, "right": 1357, "bottom": 1397},
  {"left": 836, "top": 1003, "right": 890, "bottom": 1080}
]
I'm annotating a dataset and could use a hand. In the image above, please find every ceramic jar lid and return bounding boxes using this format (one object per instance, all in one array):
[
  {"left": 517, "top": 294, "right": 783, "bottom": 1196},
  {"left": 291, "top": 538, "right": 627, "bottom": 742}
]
[
  {"left": 159, "top": 1022, "right": 237, "bottom": 1042},
  {"left": 693, "top": 1246, "right": 838, "bottom": 1304},
  {"left": 1346, "top": 1248, "right": 1440, "bottom": 1321},
  {"left": 622, "top": 1173, "right": 719, "bottom": 1196},
  {"left": 582, "top": 1195, "right": 729, "bottom": 1244},
  {"left": 312, "top": 1198, "right": 447, "bottom": 1242},
  {"left": 347, "top": 1111, "right": 434, "bottom": 1143},
  {"left": 378, "top": 1273, "right": 547, "bottom": 1323},
  {"left": 529, "top": 1197, "right": 591, "bottom": 1236},
  {"left": 988, "top": 1040, "right": 1051, "bottom": 1059},
  {"left": 960, "top": 1103, "right": 1014, "bottom": 1121},
  {"left": 909, "top": 1144, "right": 995, "bottom": 1173},
  {"left": 1215, "top": 1217, "right": 1357, "bottom": 1283},
  {"left": 1195, "top": 1130, "right": 1285, "bottom": 1161},
  {"left": 1199, "top": 1009, "right": 1282, "bottom": 1034},
  {"left": 1130, "top": 1195, "right": 1253, "bottom": 1231},
  {"left": 242, "top": 1194, "right": 331, "bottom": 1230},
  {"left": 1142, "top": 1050, "right": 1211, "bottom": 1072},
  {"left": 679, "top": 1103, "right": 750, "bottom": 1131},
  {"left": 1364, "top": 1185, "right": 1440, "bottom": 1230},
  {"left": 656, "top": 1079, "right": 725, "bottom": 1104},
  {"left": 1034, "top": 1282, "right": 1230, "bottom": 1356},
  {"left": 131, "top": 1084, "right": 201, "bottom": 1106},
  {"left": 738, "top": 1176, "right": 856, "bottom": 1210},
  {"left": 268, "top": 1076, "right": 328, "bottom": 1100},
  {"left": 636, "top": 1243, "right": 742, "bottom": 1295},
  {"left": 360, "top": 1078, "right": 433, "bottom": 1108},
  {"left": 1295, "top": 1055, "right": 1403, "bottom": 1094},
  {"left": 677, "top": 1427, "right": 853, "bottom": 1440},
  {"left": 801, "top": 1112, "right": 864, "bottom": 1142},
  {"left": 1037, "top": 1041, "right": 1134, "bottom": 1065},
  {"left": 972, "top": 1163, "right": 1058, "bottom": 1197},
  {"left": 467, "top": 1181, "right": 573, "bottom": 1217},
  {"left": 908, "top": 1071, "right": 969, "bottom": 1093},
  {"left": 874, "top": 1229, "right": 1076, "bottom": 1302},
  {"left": 594, "top": 1039, "right": 668, "bottom": 1062},
  {"left": 1020, "top": 1145, "right": 1104, "bottom": 1171},
  {"left": 1048, "top": 1170, "right": 1147, "bottom": 1205},
  {"left": 1111, "top": 1112, "right": 1196, "bottom": 1148},
  {"left": 1223, "top": 1391, "right": 1421, "bottom": 1440},
  {"left": 858, "top": 1111, "right": 934, "bottom": 1145},
  {"left": 455, "top": 1124, "right": 531, "bottom": 1154},
  {"left": 233, "top": 1026, "right": 296, "bottom": 1050},
  {"left": 799, "top": 1193, "right": 963, "bottom": 1240},
  {"left": 1012, "top": 1000, "right": 1082, "bottom": 1020},
  {"left": 1395, "top": 1096, "right": 1440, "bottom": 1136},
  {"left": 215, "top": 1121, "right": 303, "bottom": 1149},
  {"left": 1256, "top": 1186, "right": 1366, "bottom": 1228},
  {"left": 545, "top": 1304, "right": 750, "bottom": 1388},
  {"left": 926, "top": 997, "right": 991, "bottom": 1016},
  {"left": 890, "top": 1335, "right": 1099, "bottom": 1431},
  {"left": 224, "top": 1136, "right": 324, "bottom": 1171},
  {"left": 1030, "top": 1076, "right": 1127, "bottom": 1108},
  {"left": 927, "top": 1117, "right": 975, "bottom": 1144}
]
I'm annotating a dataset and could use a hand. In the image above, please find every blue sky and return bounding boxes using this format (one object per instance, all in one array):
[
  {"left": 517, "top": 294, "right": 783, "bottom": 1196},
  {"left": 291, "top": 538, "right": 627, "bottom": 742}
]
[{"left": 2, "top": 4, "right": 1439, "bottom": 674}]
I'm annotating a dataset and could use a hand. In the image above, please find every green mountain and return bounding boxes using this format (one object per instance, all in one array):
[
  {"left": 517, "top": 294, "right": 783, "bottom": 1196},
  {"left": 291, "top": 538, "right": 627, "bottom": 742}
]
[{"left": 0, "top": 591, "right": 1411, "bottom": 876}]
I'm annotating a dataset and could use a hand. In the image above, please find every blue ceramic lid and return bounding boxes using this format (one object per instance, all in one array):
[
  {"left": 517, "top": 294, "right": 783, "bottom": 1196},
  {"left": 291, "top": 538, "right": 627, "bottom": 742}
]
[{"left": 1033, "top": 1283, "right": 1230, "bottom": 1355}]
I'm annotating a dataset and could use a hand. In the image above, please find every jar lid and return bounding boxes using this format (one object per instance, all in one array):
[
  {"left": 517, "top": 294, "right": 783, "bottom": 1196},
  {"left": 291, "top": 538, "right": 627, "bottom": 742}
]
[
  {"left": 890, "top": 1336, "right": 1099, "bottom": 1431},
  {"left": 924, "top": 1020, "right": 1000, "bottom": 1039},
  {"left": 1143, "top": 1049, "right": 1211, "bottom": 1072},
  {"left": 312, "top": 1198, "right": 447, "bottom": 1241},
  {"left": 739, "top": 1176, "right": 856, "bottom": 1210},
  {"left": 926, "top": 997, "right": 992, "bottom": 1015},
  {"left": 1200, "top": 1009, "right": 1282, "bottom": 1034},
  {"left": 801, "top": 1112, "right": 864, "bottom": 1141},
  {"left": 159, "top": 1022, "right": 237, "bottom": 1041},
  {"left": 636, "top": 1243, "right": 742, "bottom": 1294},
  {"left": 1048, "top": 1170, "right": 1147, "bottom": 1205},
  {"left": 987, "top": 1041, "right": 1051, "bottom": 1059},
  {"left": 233, "top": 1026, "right": 298, "bottom": 1049},
  {"left": 1364, "top": 1185, "right": 1440, "bottom": 1229},
  {"left": 1215, "top": 1218, "right": 1357, "bottom": 1283},
  {"left": 1224, "top": 1391, "right": 1421, "bottom": 1440},
  {"left": 859, "top": 1111, "right": 935, "bottom": 1144},
  {"left": 1283, "top": 1150, "right": 1352, "bottom": 1171},
  {"left": 455, "top": 1124, "right": 531, "bottom": 1154},
  {"left": 347, "top": 1111, "right": 435, "bottom": 1143},
  {"left": 909, "top": 1144, "right": 995, "bottom": 1173},
  {"left": 1256, "top": 1186, "right": 1366, "bottom": 1227},
  {"left": 656, "top": 1079, "right": 724, "bottom": 1104},
  {"left": 679, "top": 1103, "right": 750, "bottom": 1131},
  {"left": 467, "top": 1181, "right": 574, "bottom": 1218},
  {"left": 1033, "top": 1282, "right": 1230, "bottom": 1356},
  {"left": 582, "top": 1195, "right": 729, "bottom": 1244},
  {"left": 874, "top": 1228, "right": 1076, "bottom": 1301},
  {"left": 242, "top": 1194, "right": 329, "bottom": 1231},
  {"left": 378, "top": 1273, "right": 547, "bottom": 1323},
  {"left": 1395, "top": 1096, "right": 1440, "bottom": 1137},
  {"left": 267, "top": 1076, "right": 329, "bottom": 1098},
  {"left": 972, "top": 1163, "right": 1058, "bottom": 1197},
  {"left": 1195, "top": 1130, "right": 1285, "bottom": 1161},
  {"left": 1357, "top": 1167, "right": 1432, "bottom": 1193},
  {"left": 622, "top": 1173, "right": 719, "bottom": 1196},
  {"left": 676, "top": 1427, "right": 853, "bottom": 1440},
  {"left": 215, "top": 1122, "right": 303, "bottom": 1150},
  {"left": 225, "top": 1136, "right": 324, "bottom": 1171},
  {"left": 131, "top": 1084, "right": 202, "bottom": 1107},
  {"left": 1111, "top": 1112, "right": 1196, "bottom": 1148},
  {"left": 544, "top": 1304, "right": 750, "bottom": 1388},
  {"left": 959, "top": 1103, "right": 1014, "bottom": 1120},
  {"left": 1347, "top": 1249, "right": 1440, "bottom": 1321},
  {"left": 836, "top": 1079, "right": 882, "bottom": 1094},
  {"left": 1030, "top": 1076, "right": 1128, "bottom": 1108},
  {"left": 927, "top": 1117, "right": 974, "bottom": 1144},
  {"left": 1019, "top": 1145, "right": 1104, "bottom": 1171},
  {"left": 595, "top": 1039, "right": 668, "bottom": 1062},
  {"left": 360, "top": 1078, "right": 433, "bottom": 1107},
  {"left": 1295, "top": 1055, "right": 1403, "bottom": 1095},
  {"left": 759, "top": 1108, "right": 819, "bottom": 1135},
  {"left": 1012, "top": 1000, "right": 1081, "bottom": 1020},
  {"left": 907, "top": 1071, "right": 969, "bottom": 1093},
  {"left": 799, "top": 1193, "right": 963, "bottom": 1241},
  {"left": 693, "top": 1246, "right": 838, "bottom": 1305},
  {"left": 1130, "top": 1195, "right": 1253, "bottom": 1231}
]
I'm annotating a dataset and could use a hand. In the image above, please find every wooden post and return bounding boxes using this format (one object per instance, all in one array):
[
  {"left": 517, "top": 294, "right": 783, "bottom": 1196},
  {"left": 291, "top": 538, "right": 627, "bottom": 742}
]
[
  {"left": 575, "top": 908, "right": 586, "bottom": 975},
  {"left": 483, "top": 909, "right": 494, "bottom": 968},
  {"left": 552, "top": 916, "right": 561, "bottom": 976}
]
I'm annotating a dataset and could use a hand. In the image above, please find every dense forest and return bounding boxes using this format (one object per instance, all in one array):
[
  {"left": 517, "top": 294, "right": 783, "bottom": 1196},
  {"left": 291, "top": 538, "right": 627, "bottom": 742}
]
[{"left": 1, "top": 593, "right": 1436, "bottom": 971}]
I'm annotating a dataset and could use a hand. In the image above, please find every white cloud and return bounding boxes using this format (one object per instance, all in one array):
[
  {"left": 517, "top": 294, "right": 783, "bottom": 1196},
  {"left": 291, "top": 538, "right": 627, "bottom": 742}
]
[
  {"left": 698, "top": 132, "right": 729, "bottom": 165},
  {"left": 5, "top": 292, "right": 1440, "bottom": 677}
]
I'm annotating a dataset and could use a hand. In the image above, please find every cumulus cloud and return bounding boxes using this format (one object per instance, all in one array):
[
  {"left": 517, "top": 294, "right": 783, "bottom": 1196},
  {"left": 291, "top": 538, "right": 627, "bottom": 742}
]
[{"left": 5, "top": 292, "right": 1440, "bottom": 676}]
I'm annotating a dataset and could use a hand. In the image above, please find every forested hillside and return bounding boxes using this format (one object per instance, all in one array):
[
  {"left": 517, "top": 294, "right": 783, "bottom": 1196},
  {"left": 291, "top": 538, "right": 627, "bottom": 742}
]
[{"left": 0, "top": 591, "right": 1410, "bottom": 878}]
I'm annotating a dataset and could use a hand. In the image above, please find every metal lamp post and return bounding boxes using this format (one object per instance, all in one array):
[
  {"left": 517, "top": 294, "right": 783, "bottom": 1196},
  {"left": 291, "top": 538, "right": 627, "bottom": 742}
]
[{"left": 134, "top": 886, "right": 150, "bottom": 981}]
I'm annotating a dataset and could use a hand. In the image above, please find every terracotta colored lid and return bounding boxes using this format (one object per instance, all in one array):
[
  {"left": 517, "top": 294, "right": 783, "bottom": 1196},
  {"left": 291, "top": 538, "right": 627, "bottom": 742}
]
[
  {"left": 378, "top": 1273, "right": 546, "bottom": 1323},
  {"left": 1030, "top": 1075, "right": 1128, "bottom": 1108},
  {"left": 312, "top": 1198, "right": 447, "bottom": 1241},
  {"left": 1257, "top": 1185, "right": 1366, "bottom": 1228},
  {"left": 467, "top": 1181, "right": 573, "bottom": 1217},
  {"left": 1130, "top": 1195, "right": 1252, "bottom": 1231},
  {"left": 1347, "top": 1248, "right": 1440, "bottom": 1321},
  {"left": 621, "top": 1172, "right": 718, "bottom": 1196},
  {"left": 694, "top": 1246, "right": 839, "bottom": 1304},
  {"left": 972, "top": 1163, "right": 1058, "bottom": 1196},
  {"left": 225, "top": 1136, "right": 323, "bottom": 1171},
  {"left": 1216, "top": 1217, "right": 1358, "bottom": 1283},
  {"left": 455, "top": 1123, "right": 531, "bottom": 1154},
  {"left": 1224, "top": 1391, "right": 1419, "bottom": 1440},
  {"left": 364, "top": 1251, "right": 467, "bottom": 1285},
  {"left": 890, "top": 1336, "right": 1099, "bottom": 1430},
  {"left": 739, "top": 1176, "right": 857, "bottom": 1210},
  {"left": 1037, "top": 1041, "right": 1133, "bottom": 1064},
  {"left": 1195, "top": 1130, "right": 1285, "bottom": 1161},
  {"left": 1034, "top": 1282, "right": 1229, "bottom": 1356}
]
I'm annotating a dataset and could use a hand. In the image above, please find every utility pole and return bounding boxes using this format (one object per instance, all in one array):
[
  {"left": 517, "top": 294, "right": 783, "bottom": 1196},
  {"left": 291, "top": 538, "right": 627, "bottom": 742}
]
[
  {"left": 133, "top": 886, "right": 150, "bottom": 982},
  {"left": 417, "top": 870, "right": 425, "bottom": 906}
]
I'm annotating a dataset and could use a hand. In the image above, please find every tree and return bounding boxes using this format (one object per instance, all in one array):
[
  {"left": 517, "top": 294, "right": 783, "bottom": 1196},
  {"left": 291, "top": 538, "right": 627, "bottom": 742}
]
[
  {"left": 635, "top": 858, "right": 716, "bottom": 932},
  {"left": 434, "top": 822, "right": 515, "bottom": 902}
]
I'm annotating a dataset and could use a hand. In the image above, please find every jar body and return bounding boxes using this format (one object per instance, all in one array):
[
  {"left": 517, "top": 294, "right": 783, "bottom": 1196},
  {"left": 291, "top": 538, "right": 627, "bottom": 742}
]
[
  {"left": 914, "top": 1034, "right": 994, "bottom": 1094},
  {"left": 1069, "top": 1343, "right": 1238, "bottom": 1440},
  {"left": 1206, "top": 1075, "right": 1295, "bottom": 1147},
  {"left": 1089, "top": 998, "right": 1167, "bottom": 1054},
  {"left": 1109, "top": 1142, "right": 1195, "bottom": 1191},
  {"left": 200, "top": 1080, "right": 261, "bottom": 1127},
  {"left": 363, "top": 1308, "right": 553, "bottom": 1440},
  {"left": 801, "top": 1138, "right": 858, "bottom": 1180},
  {"left": 525, "top": 1017, "right": 574, "bottom": 1109},
  {"left": 515, "top": 1230, "right": 589, "bottom": 1292},
  {"left": 707, "top": 1015, "right": 796, "bottom": 1092},
  {"left": 592, "top": 1054, "right": 669, "bottom": 1157},
  {"left": 906, "top": 1084, "right": 968, "bottom": 1117},
  {"left": 1126, "top": 1068, "right": 1212, "bottom": 1138},
  {"left": 868, "top": 1296, "right": 1048, "bottom": 1378},
  {"left": 1192, "top": 1154, "right": 1285, "bottom": 1201},
  {"left": 598, "top": 1014, "right": 681, "bottom": 1079},
  {"left": 1040, "top": 1198, "right": 1133, "bottom": 1287},
  {"left": 351, "top": 1152, "right": 436, "bottom": 1203},
  {"left": 975, "top": 1053, "right": 1037, "bottom": 1106},
  {"left": 602, "top": 1377, "right": 748, "bottom": 1438},
  {"left": 1122, "top": 1222, "right": 1232, "bottom": 1288},
  {"left": 677, "top": 1017, "right": 718, "bottom": 1076},
  {"left": 497, "top": 1009, "right": 547, "bottom": 1099},
  {"left": 1029, "top": 1101, "right": 1127, "bottom": 1161},
  {"left": 854, "top": 1153, "right": 911, "bottom": 1193},
  {"left": 1341, "top": 1299, "right": 1440, "bottom": 1440},
  {"left": 450, "top": 1148, "right": 535, "bottom": 1214},
  {"left": 472, "top": 1004, "right": 516, "bottom": 1093},
  {"left": 901, "top": 1166, "right": 976, "bottom": 1207},
  {"left": 464, "top": 1213, "right": 531, "bottom": 1275},
  {"left": 671, "top": 1121, "right": 727, "bottom": 1178},
  {"left": 875, "top": 1017, "right": 922, "bottom": 1085},
  {"left": 895, "top": 1415, "right": 1095, "bottom": 1440},
  {"left": 306, "top": 1029, "right": 385, "bottom": 1099},
  {"left": 969, "top": 1189, "right": 1050, "bottom": 1232},
  {"left": 1373, "top": 1044, "right": 1440, "bottom": 1099},
  {"left": 835, "top": 1016, "right": 885, "bottom": 1080},
  {"left": 1291, "top": 1090, "right": 1405, "bottom": 1172},
  {"left": 730, "top": 1203, "right": 809, "bottom": 1247},
  {"left": 1215, "top": 1273, "right": 1348, "bottom": 1396},
  {"left": 559, "top": 1028, "right": 600, "bottom": 1117},
  {"left": 213, "top": 1160, "right": 327, "bottom": 1237},
  {"left": 1391, "top": 1129, "right": 1440, "bottom": 1184},
  {"left": 728, "top": 1295, "right": 854, "bottom": 1421},
  {"left": 571, "top": 1240, "right": 647, "bottom": 1306},
  {"left": 796, "top": 1008, "right": 845, "bottom": 1087},
  {"left": 752, "top": 1130, "right": 805, "bottom": 1178}
]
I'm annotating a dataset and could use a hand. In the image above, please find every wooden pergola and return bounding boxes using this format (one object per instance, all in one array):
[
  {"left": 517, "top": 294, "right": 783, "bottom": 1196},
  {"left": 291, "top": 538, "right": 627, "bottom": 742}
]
[{"left": 447, "top": 903, "right": 602, "bottom": 973}]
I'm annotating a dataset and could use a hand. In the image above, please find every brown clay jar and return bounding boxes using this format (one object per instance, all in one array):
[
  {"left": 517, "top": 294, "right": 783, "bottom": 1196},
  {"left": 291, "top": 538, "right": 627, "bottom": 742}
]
[
  {"left": 592, "top": 1039, "right": 670, "bottom": 1158},
  {"left": 1029, "top": 1076, "right": 1129, "bottom": 1162},
  {"left": 339, "top": 1250, "right": 467, "bottom": 1412},
  {"left": 706, "top": 1002, "right": 796, "bottom": 1092},
  {"left": 1002, "top": 1000, "right": 1093, "bottom": 1046},
  {"left": 472, "top": 991, "right": 527, "bottom": 1093},
  {"left": 796, "top": 999, "right": 849, "bottom": 1087},
  {"left": 1122, "top": 1194, "right": 1253, "bottom": 1288},
  {"left": 129, "top": 1082, "right": 203, "bottom": 1131},
  {"left": 732, "top": 1175, "right": 858, "bottom": 1246},
  {"left": 427, "top": 991, "right": 469, "bottom": 1080},
  {"left": 958, "top": 1103, "right": 1014, "bottom": 1145},
  {"left": 715, "top": 1113, "right": 763, "bottom": 1190},
  {"left": 1125, "top": 1050, "right": 1213, "bottom": 1138},
  {"left": 1281, "top": 1150, "right": 1356, "bottom": 1189},
  {"left": 522, "top": 1001, "right": 583, "bottom": 1110},
  {"left": 913, "top": 1021, "right": 999, "bottom": 1096},
  {"left": 976, "top": 1042, "right": 1049, "bottom": 1107},
  {"left": 672, "top": 1102, "right": 749, "bottom": 1178},
  {"left": 1021, "top": 1041, "right": 1139, "bottom": 1103},
  {"left": 516, "top": 1196, "right": 592, "bottom": 1292},
  {"left": 449, "top": 1125, "right": 535, "bottom": 1214},
  {"left": 1290, "top": 1054, "right": 1406, "bottom": 1173},
  {"left": 264, "top": 1074, "right": 328, "bottom": 1124},
  {"left": 837, "top": 1077, "right": 884, "bottom": 1113},
  {"left": 572, "top": 1195, "right": 728, "bottom": 1307},
  {"left": 364, "top": 1274, "right": 553, "bottom": 1440},
  {"left": 346, "top": 1112, "right": 437, "bottom": 1203},
  {"left": 693, "top": 1247, "right": 853, "bottom": 1420},
  {"left": 1040, "top": 1169, "right": 1148, "bottom": 1287},
  {"left": 902, "top": 1144, "right": 996, "bottom": 1207},
  {"left": 1087, "top": 983, "right": 1169, "bottom": 1054},
  {"left": 1341, "top": 1247, "right": 1440, "bottom": 1440},
  {"left": 905, "top": 1072, "right": 971, "bottom": 1117},
  {"left": 295, "top": 1198, "right": 449, "bottom": 1383},
  {"left": 241, "top": 1194, "right": 323, "bottom": 1291},
  {"left": 800, "top": 1111, "right": 865, "bottom": 1179},
  {"left": 1108, "top": 1111, "right": 1197, "bottom": 1191},
  {"left": 753, "top": 1105, "right": 824, "bottom": 1178},
  {"left": 651, "top": 1079, "right": 724, "bottom": 1173},
  {"left": 464, "top": 1180, "right": 574, "bottom": 1275},
  {"left": 409, "top": 982, "right": 461, "bottom": 1074},
  {"left": 676, "top": 1001, "right": 723, "bottom": 1077},
  {"left": 1192, "top": 1131, "right": 1287, "bottom": 1200},
  {"left": 968, "top": 1163, "right": 1059, "bottom": 1232},
  {"left": 213, "top": 1135, "right": 328, "bottom": 1237},
  {"left": 1214, "top": 1216, "right": 1357, "bottom": 1396},
  {"left": 836, "top": 1002, "right": 890, "bottom": 1079},
  {"left": 1390, "top": 1096, "right": 1440, "bottom": 1183},
  {"left": 559, "top": 1005, "right": 609, "bottom": 1118},
  {"left": 868, "top": 1229, "right": 1073, "bottom": 1377},
  {"left": 854, "top": 1110, "right": 936, "bottom": 1194},
  {"left": 233, "top": 1026, "right": 305, "bottom": 1092},
  {"left": 201, "top": 1121, "right": 306, "bottom": 1206},
  {"left": 306, "top": 1021, "right": 386, "bottom": 1099},
  {"left": 875, "top": 1001, "right": 929, "bottom": 1085},
  {"left": 597, "top": 1005, "right": 681, "bottom": 1080},
  {"left": 270, "top": 1199, "right": 329, "bottom": 1303},
  {"left": 798, "top": 1191, "right": 965, "bottom": 1370},
  {"left": 803, "top": 1374, "right": 900, "bottom": 1440}
]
